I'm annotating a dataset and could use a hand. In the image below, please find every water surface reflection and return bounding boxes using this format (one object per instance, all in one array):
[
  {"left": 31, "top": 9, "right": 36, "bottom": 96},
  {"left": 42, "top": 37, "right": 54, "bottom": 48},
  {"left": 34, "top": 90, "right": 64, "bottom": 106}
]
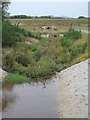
[{"left": 2, "top": 76, "right": 59, "bottom": 118}]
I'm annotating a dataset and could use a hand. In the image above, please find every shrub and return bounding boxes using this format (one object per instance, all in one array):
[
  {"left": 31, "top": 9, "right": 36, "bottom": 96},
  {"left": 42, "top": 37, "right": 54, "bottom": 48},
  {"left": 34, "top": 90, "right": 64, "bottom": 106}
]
[
  {"left": 26, "top": 56, "right": 57, "bottom": 78},
  {"left": 15, "top": 33, "right": 24, "bottom": 42},
  {"left": 2, "top": 21, "right": 25, "bottom": 46},
  {"left": 64, "top": 28, "right": 81, "bottom": 40},
  {"left": 61, "top": 38, "right": 74, "bottom": 47},
  {"left": 2, "top": 21, "right": 16, "bottom": 46},
  {"left": 13, "top": 61, "right": 27, "bottom": 74},
  {"left": 34, "top": 46, "right": 44, "bottom": 61},
  {"left": 38, "top": 57, "right": 56, "bottom": 75},
  {"left": 15, "top": 52, "right": 30, "bottom": 67},
  {"left": 61, "top": 28, "right": 81, "bottom": 47},
  {"left": 3, "top": 51, "right": 15, "bottom": 71},
  {"left": 28, "top": 32, "right": 41, "bottom": 40},
  {"left": 70, "top": 43, "right": 87, "bottom": 60}
]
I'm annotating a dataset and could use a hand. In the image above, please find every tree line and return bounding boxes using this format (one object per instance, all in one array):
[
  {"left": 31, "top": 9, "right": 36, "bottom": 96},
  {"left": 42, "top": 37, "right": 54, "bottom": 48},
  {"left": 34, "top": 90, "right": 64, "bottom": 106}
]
[
  {"left": 10, "top": 15, "right": 88, "bottom": 19},
  {"left": 10, "top": 15, "right": 53, "bottom": 19}
]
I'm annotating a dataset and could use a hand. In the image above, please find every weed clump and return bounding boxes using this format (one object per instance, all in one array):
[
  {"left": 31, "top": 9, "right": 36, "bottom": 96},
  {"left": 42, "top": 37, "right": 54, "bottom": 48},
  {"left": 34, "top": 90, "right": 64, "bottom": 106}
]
[
  {"left": 61, "top": 28, "right": 81, "bottom": 47},
  {"left": 7, "top": 73, "right": 29, "bottom": 84}
]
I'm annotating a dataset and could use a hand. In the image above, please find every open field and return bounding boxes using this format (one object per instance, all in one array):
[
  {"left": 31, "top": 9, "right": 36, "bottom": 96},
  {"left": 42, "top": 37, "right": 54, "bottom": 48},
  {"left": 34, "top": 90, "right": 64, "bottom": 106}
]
[{"left": 10, "top": 19, "right": 88, "bottom": 34}]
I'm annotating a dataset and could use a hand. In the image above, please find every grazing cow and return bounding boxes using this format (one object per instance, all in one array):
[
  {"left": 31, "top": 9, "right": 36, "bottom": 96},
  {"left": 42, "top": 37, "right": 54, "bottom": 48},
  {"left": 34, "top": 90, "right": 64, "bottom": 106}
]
[{"left": 40, "top": 26, "right": 57, "bottom": 30}]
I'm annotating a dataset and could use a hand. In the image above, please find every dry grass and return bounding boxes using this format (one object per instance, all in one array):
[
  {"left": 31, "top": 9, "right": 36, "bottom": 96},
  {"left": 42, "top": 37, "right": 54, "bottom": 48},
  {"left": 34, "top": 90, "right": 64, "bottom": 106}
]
[
  {"left": 10, "top": 19, "right": 88, "bottom": 35},
  {"left": 25, "top": 37, "right": 39, "bottom": 43}
]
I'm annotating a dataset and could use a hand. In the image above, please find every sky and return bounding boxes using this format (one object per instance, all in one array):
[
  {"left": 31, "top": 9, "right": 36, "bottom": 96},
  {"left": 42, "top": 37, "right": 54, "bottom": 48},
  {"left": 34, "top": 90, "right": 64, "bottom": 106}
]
[{"left": 8, "top": 2, "right": 88, "bottom": 18}]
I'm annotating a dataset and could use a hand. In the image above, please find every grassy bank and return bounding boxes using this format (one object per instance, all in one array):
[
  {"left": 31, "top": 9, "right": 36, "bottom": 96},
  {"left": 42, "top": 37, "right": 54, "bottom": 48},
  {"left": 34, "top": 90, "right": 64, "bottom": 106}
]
[
  {"left": 2, "top": 20, "right": 88, "bottom": 83},
  {"left": 7, "top": 73, "right": 29, "bottom": 84}
]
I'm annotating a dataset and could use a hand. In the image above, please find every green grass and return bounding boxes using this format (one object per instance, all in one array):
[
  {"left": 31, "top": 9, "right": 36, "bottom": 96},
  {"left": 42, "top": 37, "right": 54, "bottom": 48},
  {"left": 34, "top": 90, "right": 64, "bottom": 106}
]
[
  {"left": 10, "top": 19, "right": 88, "bottom": 35},
  {"left": 2, "top": 20, "right": 41, "bottom": 47},
  {"left": 7, "top": 73, "right": 29, "bottom": 84},
  {"left": 61, "top": 28, "right": 81, "bottom": 47}
]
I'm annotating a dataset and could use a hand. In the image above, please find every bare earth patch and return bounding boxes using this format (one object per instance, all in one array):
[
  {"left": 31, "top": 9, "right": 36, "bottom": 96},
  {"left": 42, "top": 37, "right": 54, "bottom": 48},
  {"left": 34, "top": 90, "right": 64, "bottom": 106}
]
[{"left": 57, "top": 60, "right": 88, "bottom": 118}]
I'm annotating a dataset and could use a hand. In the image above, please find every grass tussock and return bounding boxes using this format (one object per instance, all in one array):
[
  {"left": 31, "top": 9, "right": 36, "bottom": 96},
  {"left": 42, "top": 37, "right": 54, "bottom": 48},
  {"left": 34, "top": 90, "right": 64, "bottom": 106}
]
[{"left": 7, "top": 73, "right": 29, "bottom": 84}]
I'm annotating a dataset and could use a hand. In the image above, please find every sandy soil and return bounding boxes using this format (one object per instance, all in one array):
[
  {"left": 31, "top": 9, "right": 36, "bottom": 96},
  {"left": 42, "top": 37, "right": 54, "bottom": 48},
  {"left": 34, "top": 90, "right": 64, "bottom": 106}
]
[{"left": 57, "top": 60, "right": 88, "bottom": 118}]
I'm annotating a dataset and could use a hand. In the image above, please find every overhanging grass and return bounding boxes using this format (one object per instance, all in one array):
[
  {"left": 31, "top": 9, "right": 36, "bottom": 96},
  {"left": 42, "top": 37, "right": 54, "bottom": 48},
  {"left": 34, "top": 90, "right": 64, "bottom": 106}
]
[{"left": 7, "top": 73, "right": 29, "bottom": 84}]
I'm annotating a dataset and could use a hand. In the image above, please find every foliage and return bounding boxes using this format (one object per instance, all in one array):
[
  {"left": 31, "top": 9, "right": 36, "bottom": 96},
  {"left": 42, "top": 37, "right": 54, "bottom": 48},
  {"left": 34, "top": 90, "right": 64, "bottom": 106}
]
[
  {"left": 2, "top": 26, "right": 88, "bottom": 83},
  {"left": 2, "top": 20, "right": 41, "bottom": 47},
  {"left": 10, "top": 15, "right": 52, "bottom": 19},
  {"left": 27, "top": 32, "right": 41, "bottom": 40},
  {"left": 10, "top": 15, "right": 32, "bottom": 19},
  {"left": 2, "top": 21, "right": 25, "bottom": 46},
  {"left": 78, "top": 16, "right": 87, "bottom": 19},
  {"left": 61, "top": 28, "right": 81, "bottom": 47},
  {"left": 7, "top": 73, "right": 29, "bottom": 84}
]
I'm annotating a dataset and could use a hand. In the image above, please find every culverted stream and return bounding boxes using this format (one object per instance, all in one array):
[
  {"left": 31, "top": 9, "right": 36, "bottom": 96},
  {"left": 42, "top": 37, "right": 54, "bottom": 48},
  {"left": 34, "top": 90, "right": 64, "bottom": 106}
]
[{"left": 2, "top": 76, "right": 59, "bottom": 118}]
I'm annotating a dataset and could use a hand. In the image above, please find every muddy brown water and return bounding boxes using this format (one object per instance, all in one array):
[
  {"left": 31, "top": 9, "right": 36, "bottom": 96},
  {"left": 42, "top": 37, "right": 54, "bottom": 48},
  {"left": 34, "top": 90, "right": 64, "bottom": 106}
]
[{"left": 2, "top": 76, "right": 60, "bottom": 118}]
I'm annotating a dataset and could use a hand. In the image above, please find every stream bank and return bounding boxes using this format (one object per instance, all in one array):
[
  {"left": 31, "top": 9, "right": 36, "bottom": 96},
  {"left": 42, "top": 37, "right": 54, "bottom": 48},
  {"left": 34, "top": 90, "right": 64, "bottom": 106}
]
[{"left": 1, "top": 60, "right": 88, "bottom": 118}]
